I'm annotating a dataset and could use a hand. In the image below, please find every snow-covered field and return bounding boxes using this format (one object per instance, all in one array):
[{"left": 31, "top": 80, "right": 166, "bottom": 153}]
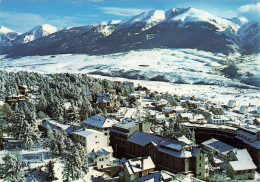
[{"left": 0, "top": 48, "right": 259, "bottom": 106}]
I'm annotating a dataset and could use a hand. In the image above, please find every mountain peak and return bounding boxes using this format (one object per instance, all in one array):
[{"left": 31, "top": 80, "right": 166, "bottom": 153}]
[{"left": 0, "top": 26, "right": 15, "bottom": 34}]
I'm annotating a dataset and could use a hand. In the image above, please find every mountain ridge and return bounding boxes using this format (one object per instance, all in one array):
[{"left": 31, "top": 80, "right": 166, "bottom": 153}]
[{"left": 1, "top": 7, "right": 259, "bottom": 58}]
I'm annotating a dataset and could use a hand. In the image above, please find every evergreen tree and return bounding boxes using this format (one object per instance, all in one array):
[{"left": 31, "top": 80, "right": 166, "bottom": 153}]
[
  {"left": 20, "top": 120, "right": 40, "bottom": 150},
  {"left": 1, "top": 151, "right": 25, "bottom": 182},
  {"left": 45, "top": 161, "right": 55, "bottom": 181},
  {"left": 62, "top": 143, "right": 88, "bottom": 181}
]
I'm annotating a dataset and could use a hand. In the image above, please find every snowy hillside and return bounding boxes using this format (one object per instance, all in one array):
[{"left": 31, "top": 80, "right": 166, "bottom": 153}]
[
  {"left": 13, "top": 24, "right": 57, "bottom": 44},
  {"left": 1, "top": 48, "right": 258, "bottom": 88},
  {"left": 0, "top": 49, "right": 259, "bottom": 107},
  {"left": 238, "top": 21, "right": 260, "bottom": 54}
]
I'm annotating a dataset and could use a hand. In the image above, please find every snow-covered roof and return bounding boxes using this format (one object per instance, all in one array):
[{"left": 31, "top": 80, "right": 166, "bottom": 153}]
[
  {"left": 202, "top": 138, "right": 235, "bottom": 155},
  {"left": 229, "top": 149, "right": 257, "bottom": 171},
  {"left": 127, "top": 131, "right": 164, "bottom": 146},
  {"left": 237, "top": 130, "right": 257, "bottom": 141},
  {"left": 239, "top": 105, "right": 248, "bottom": 113},
  {"left": 235, "top": 135, "right": 260, "bottom": 149},
  {"left": 90, "top": 146, "right": 113, "bottom": 159},
  {"left": 124, "top": 156, "right": 155, "bottom": 175},
  {"left": 157, "top": 140, "right": 192, "bottom": 158},
  {"left": 211, "top": 115, "right": 229, "bottom": 121},
  {"left": 42, "top": 120, "right": 70, "bottom": 131},
  {"left": 82, "top": 115, "right": 118, "bottom": 129},
  {"left": 73, "top": 129, "right": 101, "bottom": 137},
  {"left": 227, "top": 100, "right": 236, "bottom": 107},
  {"left": 239, "top": 126, "right": 260, "bottom": 134},
  {"left": 113, "top": 118, "right": 138, "bottom": 130},
  {"left": 156, "top": 99, "right": 168, "bottom": 106},
  {"left": 96, "top": 95, "right": 113, "bottom": 103},
  {"left": 64, "top": 125, "right": 83, "bottom": 135},
  {"left": 177, "top": 135, "right": 192, "bottom": 145}
]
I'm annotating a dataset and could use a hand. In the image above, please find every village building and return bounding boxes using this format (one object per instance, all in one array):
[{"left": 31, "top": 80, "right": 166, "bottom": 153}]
[
  {"left": 5, "top": 94, "right": 26, "bottom": 107},
  {"left": 154, "top": 99, "right": 168, "bottom": 112},
  {"left": 202, "top": 138, "right": 256, "bottom": 180},
  {"left": 227, "top": 100, "right": 236, "bottom": 108},
  {"left": 235, "top": 126, "right": 260, "bottom": 170},
  {"left": 73, "top": 129, "right": 108, "bottom": 154},
  {"left": 209, "top": 115, "right": 229, "bottom": 125},
  {"left": 94, "top": 93, "right": 118, "bottom": 113},
  {"left": 162, "top": 107, "right": 177, "bottom": 120},
  {"left": 126, "top": 131, "right": 209, "bottom": 180},
  {"left": 81, "top": 115, "right": 118, "bottom": 144},
  {"left": 202, "top": 138, "right": 235, "bottom": 160},
  {"left": 89, "top": 146, "right": 114, "bottom": 169},
  {"left": 177, "top": 113, "right": 205, "bottom": 123},
  {"left": 120, "top": 156, "right": 155, "bottom": 182},
  {"left": 224, "top": 149, "right": 256, "bottom": 180},
  {"left": 239, "top": 105, "right": 248, "bottom": 114},
  {"left": 109, "top": 118, "right": 150, "bottom": 158}
]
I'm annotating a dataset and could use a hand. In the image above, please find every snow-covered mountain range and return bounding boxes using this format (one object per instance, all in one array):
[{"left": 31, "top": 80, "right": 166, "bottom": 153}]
[{"left": 0, "top": 7, "right": 259, "bottom": 58}]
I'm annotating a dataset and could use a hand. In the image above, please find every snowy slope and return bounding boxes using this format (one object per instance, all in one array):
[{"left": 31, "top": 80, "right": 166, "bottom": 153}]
[
  {"left": 1, "top": 48, "right": 255, "bottom": 88},
  {"left": 13, "top": 24, "right": 57, "bottom": 44},
  {"left": 238, "top": 22, "right": 260, "bottom": 44},
  {"left": 0, "top": 49, "right": 259, "bottom": 107}
]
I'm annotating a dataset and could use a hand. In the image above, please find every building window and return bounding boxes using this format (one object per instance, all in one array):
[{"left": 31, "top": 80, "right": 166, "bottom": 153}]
[{"left": 199, "top": 163, "right": 201, "bottom": 168}]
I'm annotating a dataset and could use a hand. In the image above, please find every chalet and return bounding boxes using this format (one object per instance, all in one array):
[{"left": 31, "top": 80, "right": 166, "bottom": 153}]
[
  {"left": 162, "top": 107, "right": 177, "bottom": 120},
  {"left": 120, "top": 156, "right": 155, "bottom": 182},
  {"left": 73, "top": 129, "right": 108, "bottom": 154},
  {"left": 95, "top": 93, "right": 118, "bottom": 112},
  {"left": 224, "top": 149, "right": 256, "bottom": 180},
  {"left": 5, "top": 94, "right": 26, "bottom": 107},
  {"left": 227, "top": 100, "right": 236, "bottom": 108},
  {"left": 177, "top": 113, "right": 205, "bottom": 123},
  {"left": 126, "top": 131, "right": 209, "bottom": 180},
  {"left": 239, "top": 105, "right": 248, "bottom": 114},
  {"left": 81, "top": 115, "right": 118, "bottom": 144},
  {"left": 89, "top": 146, "right": 114, "bottom": 169},
  {"left": 154, "top": 99, "right": 168, "bottom": 112},
  {"left": 209, "top": 115, "right": 229, "bottom": 125},
  {"left": 189, "top": 114, "right": 205, "bottom": 124}
]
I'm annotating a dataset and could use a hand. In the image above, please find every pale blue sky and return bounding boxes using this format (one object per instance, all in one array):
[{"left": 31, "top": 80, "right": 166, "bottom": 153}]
[{"left": 0, "top": 0, "right": 259, "bottom": 33}]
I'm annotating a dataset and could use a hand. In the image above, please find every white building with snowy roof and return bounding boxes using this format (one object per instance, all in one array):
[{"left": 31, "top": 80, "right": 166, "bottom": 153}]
[
  {"left": 73, "top": 129, "right": 108, "bottom": 154},
  {"left": 121, "top": 156, "right": 155, "bottom": 182},
  {"left": 209, "top": 115, "right": 229, "bottom": 125},
  {"left": 82, "top": 115, "right": 118, "bottom": 144},
  {"left": 224, "top": 149, "right": 256, "bottom": 180},
  {"left": 89, "top": 146, "right": 114, "bottom": 169}
]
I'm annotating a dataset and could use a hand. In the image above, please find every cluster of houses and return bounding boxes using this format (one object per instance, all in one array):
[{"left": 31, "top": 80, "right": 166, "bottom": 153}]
[
  {"left": 39, "top": 84, "right": 260, "bottom": 181},
  {"left": 2, "top": 82, "right": 260, "bottom": 181}
]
